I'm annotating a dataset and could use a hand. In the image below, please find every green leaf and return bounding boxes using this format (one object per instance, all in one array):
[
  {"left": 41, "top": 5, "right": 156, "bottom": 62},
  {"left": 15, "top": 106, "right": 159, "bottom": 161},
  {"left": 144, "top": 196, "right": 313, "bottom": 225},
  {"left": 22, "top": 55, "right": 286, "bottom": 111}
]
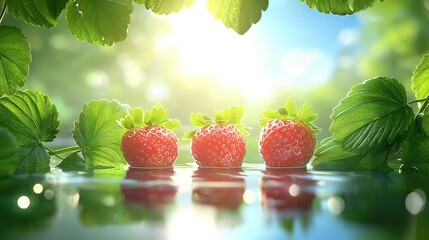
[
  {"left": 0, "top": 26, "right": 31, "bottom": 96},
  {"left": 162, "top": 119, "right": 180, "bottom": 131},
  {"left": 190, "top": 112, "right": 212, "bottom": 128},
  {"left": 259, "top": 98, "right": 319, "bottom": 133},
  {"left": 301, "top": 0, "right": 375, "bottom": 15},
  {"left": 208, "top": 0, "right": 269, "bottom": 35},
  {"left": 228, "top": 105, "right": 244, "bottom": 124},
  {"left": 66, "top": 0, "right": 133, "bottom": 46},
  {"left": 0, "top": 127, "right": 20, "bottom": 176},
  {"left": 330, "top": 77, "right": 414, "bottom": 154},
  {"left": 259, "top": 108, "right": 282, "bottom": 126},
  {"left": 297, "top": 102, "right": 318, "bottom": 123},
  {"left": 411, "top": 54, "right": 429, "bottom": 100},
  {"left": 0, "top": 90, "right": 59, "bottom": 147},
  {"left": 214, "top": 108, "right": 230, "bottom": 124},
  {"left": 118, "top": 104, "right": 179, "bottom": 131},
  {"left": 235, "top": 123, "right": 250, "bottom": 137},
  {"left": 311, "top": 137, "right": 389, "bottom": 171},
  {"left": 16, "top": 145, "right": 51, "bottom": 174},
  {"left": 6, "top": 0, "right": 69, "bottom": 28},
  {"left": 400, "top": 135, "right": 429, "bottom": 174},
  {"left": 183, "top": 130, "right": 197, "bottom": 140},
  {"left": 57, "top": 152, "right": 85, "bottom": 171},
  {"left": 146, "top": 103, "right": 168, "bottom": 125},
  {"left": 135, "top": 0, "right": 195, "bottom": 15},
  {"left": 73, "top": 99, "right": 130, "bottom": 169},
  {"left": 284, "top": 97, "right": 297, "bottom": 116},
  {"left": 132, "top": 107, "right": 143, "bottom": 127}
]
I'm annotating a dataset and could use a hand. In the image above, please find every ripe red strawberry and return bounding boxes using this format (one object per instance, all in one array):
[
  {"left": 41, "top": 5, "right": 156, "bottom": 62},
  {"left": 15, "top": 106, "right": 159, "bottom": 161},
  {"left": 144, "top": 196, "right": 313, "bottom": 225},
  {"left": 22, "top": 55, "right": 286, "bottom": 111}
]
[
  {"left": 119, "top": 104, "right": 180, "bottom": 168},
  {"left": 259, "top": 98, "right": 320, "bottom": 168},
  {"left": 184, "top": 106, "right": 249, "bottom": 168}
]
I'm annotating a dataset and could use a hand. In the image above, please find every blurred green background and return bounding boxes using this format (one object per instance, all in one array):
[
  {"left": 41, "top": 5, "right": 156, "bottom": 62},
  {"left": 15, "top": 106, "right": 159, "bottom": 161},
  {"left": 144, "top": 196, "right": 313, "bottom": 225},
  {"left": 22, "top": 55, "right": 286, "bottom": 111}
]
[{"left": 2, "top": 0, "right": 429, "bottom": 162}]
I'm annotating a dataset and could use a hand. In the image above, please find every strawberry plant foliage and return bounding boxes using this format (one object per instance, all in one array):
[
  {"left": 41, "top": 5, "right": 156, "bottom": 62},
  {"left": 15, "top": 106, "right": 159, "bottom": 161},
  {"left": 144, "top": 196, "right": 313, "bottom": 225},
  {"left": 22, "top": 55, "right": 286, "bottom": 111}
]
[
  {"left": 66, "top": 0, "right": 133, "bottom": 46},
  {"left": 0, "top": 26, "right": 31, "bottom": 97},
  {"left": 259, "top": 97, "right": 319, "bottom": 132},
  {"left": 73, "top": 99, "right": 130, "bottom": 169},
  {"left": 312, "top": 56, "right": 429, "bottom": 173},
  {"left": 118, "top": 103, "right": 180, "bottom": 130},
  {"left": 0, "top": 127, "right": 20, "bottom": 176},
  {"left": 208, "top": 0, "right": 269, "bottom": 35},
  {"left": 312, "top": 137, "right": 389, "bottom": 171},
  {"left": 330, "top": 77, "right": 414, "bottom": 154},
  {"left": 0, "top": 90, "right": 59, "bottom": 173},
  {"left": 411, "top": 54, "right": 429, "bottom": 100},
  {"left": 183, "top": 105, "right": 249, "bottom": 140},
  {"left": 301, "top": 0, "right": 376, "bottom": 15},
  {"left": 136, "top": 0, "right": 195, "bottom": 15},
  {"left": 0, "top": 90, "right": 59, "bottom": 147},
  {"left": 6, "top": 0, "right": 69, "bottom": 28}
]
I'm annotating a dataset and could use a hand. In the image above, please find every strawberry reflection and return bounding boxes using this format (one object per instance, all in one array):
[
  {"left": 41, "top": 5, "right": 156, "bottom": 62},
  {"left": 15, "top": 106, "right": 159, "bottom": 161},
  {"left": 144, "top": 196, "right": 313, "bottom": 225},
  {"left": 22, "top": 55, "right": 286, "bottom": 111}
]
[
  {"left": 192, "top": 168, "right": 245, "bottom": 211},
  {"left": 121, "top": 168, "right": 178, "bottom": 221},
  {"left": 260, "top": 168, "right": 315, "bottom": 212}
]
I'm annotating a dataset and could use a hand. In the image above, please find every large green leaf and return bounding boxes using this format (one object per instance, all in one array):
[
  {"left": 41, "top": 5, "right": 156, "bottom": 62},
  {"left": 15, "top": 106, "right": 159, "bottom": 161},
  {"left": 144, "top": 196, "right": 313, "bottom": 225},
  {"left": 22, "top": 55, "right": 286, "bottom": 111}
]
[
  {"left": 399, "top": 121, "right": 429, "bottom": 174},
  {"left": 0, "top": 26, "right": 31, "bottom": 96},
  {"left": 400, "top": 135, "right": 429, "bottom": 174},
  {"left": 411, "top": 54, "right": 429, "bottom": 100},
  {"left": 301, "top": 0, "right": 375, "bottom": 15},
  {"left": 73, "top": 99, "right": 130, "bottom": 169},
  {"left": 0, "top": 127, "right": 20, "bottom": 176},
  {"left": 311, "top": 137, "right": 389, "bottom": 171},
  {"left": 16, "top": 145, "right": 51, "bottom": 174},
  {"left": 135, "top": 0, "right": 195, "bottom": 15},
  {"left": 6, "top": 0, "right": 69, "bottom": 28},
  {"left": 0, "top": 90, "right": 59, "bottom": 147},
  {"left": 330, "top": 77, "right": 414, "bottom": 154},
  {"left": 66, "top": 0, "right": 133, "bottom": 46},
  {"left": 208, "top": 0, "right": 269, "bottom": 35}
]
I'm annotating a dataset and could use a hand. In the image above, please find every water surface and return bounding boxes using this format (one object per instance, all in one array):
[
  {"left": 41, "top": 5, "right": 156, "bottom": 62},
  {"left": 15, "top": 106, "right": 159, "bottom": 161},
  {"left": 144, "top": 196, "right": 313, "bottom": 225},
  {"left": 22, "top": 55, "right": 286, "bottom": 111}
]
[{"left": 1, "top": 164, "right": 428, "bottom": 240}]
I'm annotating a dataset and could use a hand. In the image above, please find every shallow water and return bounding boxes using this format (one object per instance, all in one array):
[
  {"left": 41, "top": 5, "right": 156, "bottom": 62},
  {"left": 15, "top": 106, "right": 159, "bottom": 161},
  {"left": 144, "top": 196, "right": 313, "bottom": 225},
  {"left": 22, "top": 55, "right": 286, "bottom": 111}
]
[{"left": 1, "top": 163, "right": 428, "bottom": 240}]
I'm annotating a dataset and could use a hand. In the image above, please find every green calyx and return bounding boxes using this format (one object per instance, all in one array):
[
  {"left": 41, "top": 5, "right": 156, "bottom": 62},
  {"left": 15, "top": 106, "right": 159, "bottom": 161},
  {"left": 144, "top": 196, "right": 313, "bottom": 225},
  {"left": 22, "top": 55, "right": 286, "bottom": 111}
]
[
  {"left": 183, "top": 105, "right": 250, "bottom": 140},
  {"left": 259, "top": 97, "right": 320, "bottom": 133},
  {"left": 118, "top": 103, "right": 180, "bottom": 131}
]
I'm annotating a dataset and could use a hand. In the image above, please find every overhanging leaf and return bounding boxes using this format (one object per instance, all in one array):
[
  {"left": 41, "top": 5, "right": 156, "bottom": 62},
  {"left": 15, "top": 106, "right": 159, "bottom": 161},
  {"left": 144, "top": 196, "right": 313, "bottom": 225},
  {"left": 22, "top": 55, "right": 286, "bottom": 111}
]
[
  {"left": 73, "top": 99, "right": 130, "bottom": 169},
  {"left": 208, "top": 0, "right": 269, "bottom": 35},
  {"left": 311, "top": 137, "right": 389, "bottom": 171},
  {"left": 6, "top": 0, "right": 69, "bottom": 28},
  {"left": 15, "top": 145, "right": 51, "bottom": 174},
  {"left": 0, "top": 127, "right": 20, "bottom": 176},
  {"left": 0, "top": 90, "right": 59, "bottom": 147},
  {"left": 411, "top": 54, "right": 429, "bottom": 100},
  {"left": 135, "top": 0, "right": 195, "bottom": 15},
  {"left": 66, "top": 0, "right": 133, "bottom": 46},
  {"left": 330, "top": 77, "right": 414, "bottom": 154},
  {"left": 0, "top": 26, "right": 31, "bottom": 96},
  {"left": 301, "top": 0, "right": 376, "bottom": 15}
]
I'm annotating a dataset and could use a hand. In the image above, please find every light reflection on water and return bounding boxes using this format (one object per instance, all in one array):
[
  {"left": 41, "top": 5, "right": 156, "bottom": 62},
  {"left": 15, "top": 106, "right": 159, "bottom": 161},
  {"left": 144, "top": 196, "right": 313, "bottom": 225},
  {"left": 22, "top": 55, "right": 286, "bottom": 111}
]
[{"left": 1, "top": 164, "right": 429, "bottom": 240}]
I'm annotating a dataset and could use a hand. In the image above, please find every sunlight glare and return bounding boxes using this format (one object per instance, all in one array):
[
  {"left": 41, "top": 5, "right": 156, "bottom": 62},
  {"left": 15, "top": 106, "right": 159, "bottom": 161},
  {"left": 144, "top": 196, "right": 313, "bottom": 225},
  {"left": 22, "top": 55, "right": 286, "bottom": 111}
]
[
  {"left": 167, "top": 0, "right": 271, "bottom": 101},
  {"left": 145, "top": 82, "right": 170, "bottom": 102},
  {"left": 167, "top": 207, "right": 218, "bottom": 240}
]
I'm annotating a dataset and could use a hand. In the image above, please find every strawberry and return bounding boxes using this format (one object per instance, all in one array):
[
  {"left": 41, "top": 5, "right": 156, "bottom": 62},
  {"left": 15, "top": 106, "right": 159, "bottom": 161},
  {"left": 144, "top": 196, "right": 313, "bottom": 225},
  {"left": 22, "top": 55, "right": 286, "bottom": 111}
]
[
  {"left": 118, "top": 104, "right": 180, "bottom": 169},
  {"left": 183, "top": 106, "right": 250, "bottom": 168},
  {"left": 258, "top": 98, "right": 320, "bottom": 168}
]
